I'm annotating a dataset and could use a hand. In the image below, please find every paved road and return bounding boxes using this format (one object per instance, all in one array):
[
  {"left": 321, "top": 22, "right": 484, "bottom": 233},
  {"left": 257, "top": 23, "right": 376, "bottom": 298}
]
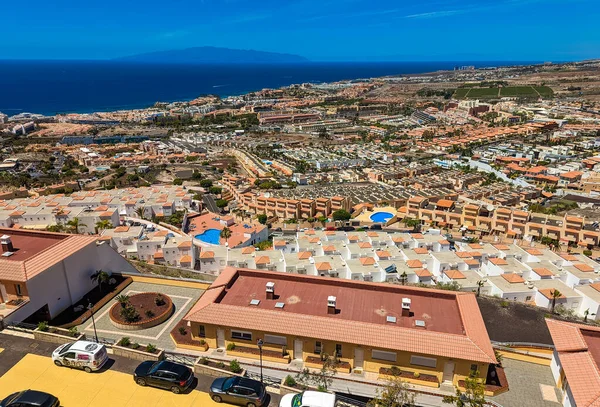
[
  {"left": 0, "top": 333, "right": 281, "bottom": 406},
  {"left": 203, "top": 194, "right": 220, "bottom": 214}
]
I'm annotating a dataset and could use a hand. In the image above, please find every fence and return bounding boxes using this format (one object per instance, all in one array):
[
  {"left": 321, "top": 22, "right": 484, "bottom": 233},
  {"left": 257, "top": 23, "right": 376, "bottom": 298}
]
[
  {"left": 163, "top": 350, "right": 199, "bottom": 367},
  {"left": 4, "top": 321, "right": 37, "bottom": 333},
  {"left": 244, "top": 370, "right": 282, "bottom": 389},
  {"left": 335, "top": 394, "right": 368, "bottom": 407}
]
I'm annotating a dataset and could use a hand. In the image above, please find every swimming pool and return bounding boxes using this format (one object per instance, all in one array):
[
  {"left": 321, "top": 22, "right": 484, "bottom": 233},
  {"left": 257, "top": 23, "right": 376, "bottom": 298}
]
[
  {"left": 370, "top": 212, "right": 394, "bottom": 223},
  {"left": 194, "top": 228, "right": 221, "bottom": 245}
]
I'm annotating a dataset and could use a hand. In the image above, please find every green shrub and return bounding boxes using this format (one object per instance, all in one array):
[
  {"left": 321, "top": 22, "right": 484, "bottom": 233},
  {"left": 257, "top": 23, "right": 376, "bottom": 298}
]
[
  {"left": 200, "top": 357, "right": 209, "bottom": 365},
  {"left": 145, "top": 310, "right": 155, "bottom": 318},
  {"left": 583, "top": 250, "right": 593, "bottom": 257},
  {"left": 413, "top": 372, "right": 420, "bottom": 378},
  {"left": 68, "top": 327, "right": 79, "bottom": 337},
  {"left": 116, "top": 294, "right": 130, "bottom": 308},
  {"left": 178, "top": 326, "right": 187, "bottom": 335},
  {"left": 216, "top": 362, "right": 225, "bottom": 369},
  {"left": 226, "top": 343, "right": 236, "bottom": 351},
  {"left": 119, "top": 337, "right": 131, "bottom": 346},
  {"left": 230, "top": 359, "right": 242, "bottom": 373},
  {"left": 199, "top": 339, "right": 206, "bottom": 345},
  {"left": 284, "top": 375, "right": 297, "bottom": 387},
  {"left": 146, "top": 344, "right": 157, "bottom": 353},
  {"left": 132, "top": 343, "right": 140, "bottom": 349},
  {"left": 389, "top": 366, "right": 401, "bottom": 376},
  {"left": 500, "top": 300, "right": 509, "bottom": 308},
  {"left": 155, "top": 295, "right": 165, "bottom": 306},
  {"left": 120, "top": 305, "right": 140, "bottom": 322},
  {"left": 37, "top": 321, "right": 49, "bottom": 332}
]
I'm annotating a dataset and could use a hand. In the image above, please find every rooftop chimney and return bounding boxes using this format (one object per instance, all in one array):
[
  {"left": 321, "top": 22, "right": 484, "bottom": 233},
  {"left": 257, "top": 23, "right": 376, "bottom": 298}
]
[
  {"left": 266, "top": 281, "right": 275, "bottom": 300},
  {"left": 401, "top": 297, "right": 411, "bottom": 317},
  {"left": 327, "top": 295, "right": 337, "bottom": 314},
  {"left": 1, "top": 235, "right": 14, "bottom": 253}
]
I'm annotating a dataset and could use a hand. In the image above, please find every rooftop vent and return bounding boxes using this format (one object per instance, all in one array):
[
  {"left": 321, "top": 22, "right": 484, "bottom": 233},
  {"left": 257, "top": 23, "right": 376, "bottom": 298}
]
[
  {"left": 1, "top": 235, "right": 13, "bottom": 253},
  {"left": 266, "top": 281, "right": 275, "bottom": 300},
  {"left": 2, "top": 251, "right": 13, "bottom": 257},
  {"left": 275, "top": 302, "right": 285, "bottom": 309},
  {"left": 402, "top": 297, "right": 412, "bottom": 317},
  {"left": 327, "top": 295, "right": 337, "bottom": 314},
  {"left": 386, "top": 316, "right": 397, "bottom": 323},
  {"left": 250, "top": 299, "right": 260, "bottom": 306},
  {"left": 415, "top": 320, "right": 426, "bottom": 327}
]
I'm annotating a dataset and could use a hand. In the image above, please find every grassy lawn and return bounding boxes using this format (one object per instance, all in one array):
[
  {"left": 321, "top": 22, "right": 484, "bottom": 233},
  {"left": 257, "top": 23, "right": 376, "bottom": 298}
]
[{"left": 453, "top": 88, "right": 471, "bottom": 98}]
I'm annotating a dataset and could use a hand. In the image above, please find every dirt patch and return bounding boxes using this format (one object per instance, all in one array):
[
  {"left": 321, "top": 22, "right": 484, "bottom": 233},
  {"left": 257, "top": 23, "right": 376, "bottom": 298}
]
[
  {"left": 110, "top": 292, "right": 172, "bottom": 324},
  {"left": 379, "top": 367, "right": 438, "bottom": 383},
  {"left": 170, "top": 320, "right": 205, "bottom": 347}
]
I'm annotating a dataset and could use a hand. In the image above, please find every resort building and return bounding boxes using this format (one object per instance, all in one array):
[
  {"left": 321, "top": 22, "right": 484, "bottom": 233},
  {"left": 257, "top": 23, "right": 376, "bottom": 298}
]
[
  {"left": 0, "top": 228, "right": 137, "bottom": 324},
  {"left": 180, "top": 267, "right": 497, "bottom": 389}
]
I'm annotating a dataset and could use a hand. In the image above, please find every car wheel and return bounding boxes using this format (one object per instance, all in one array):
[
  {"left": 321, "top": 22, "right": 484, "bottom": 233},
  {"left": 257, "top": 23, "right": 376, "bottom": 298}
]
[
  {"left": 84, "top": 366, "right": 93, "bottom": 373},
  {"left": 54, "top": 360, "right": 62, "bottom": 367},
  {"left": 247, "top": 403, "right": 257, "bottom": 407},
  {"left": 212, "top": 395, "right": 222, "bottom": 403},
  {"left": 136, "top": 378, "right": 146, "bottom": 386},
  {"left": 171, "top": 386, "right": 181, "bottom": 394}
]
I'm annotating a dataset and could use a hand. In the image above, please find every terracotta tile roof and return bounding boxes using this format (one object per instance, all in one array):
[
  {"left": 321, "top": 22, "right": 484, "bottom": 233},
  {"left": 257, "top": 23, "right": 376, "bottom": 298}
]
[
  {"left": 359, "top": 257, "right": 376, "bottom": 266},
  {"left": 297, "top": 251, "right": 312, "bottom": 260},
  {"left": 242, "top": 247, "right": 255, "bottom": 255},
  {"left": 376, "top": 250, "right": 390, "bottom": 258},
  {"left": 178, "top": 241, "right": 192, "bottom": 249},
  {"left": 538, "top": 288, "right": 566, "bottom": 300},
  {"left": 316, "top": 262, "right": 332, "bottom": 271},
  {"left": 114, "top": 226, "right": 130, "bottom": 233},
  {"left": 526, "top": 249, "right": 542, "bottom": 255},
  {"left": 308, "top": 237, "right": 320, "bottom": 244},
  {"left": 469, "top": 243, "right": 483, "bottom": 249},
  {"left": 489, "top": 258, "right": 508, "bottom": 266},
  {"left": 392, "top": 237, "right": 405, "bottom": 243},
  {"left": 406, "top": 259, "right": 423, "bottom": 268},
  {"left": 153, "top": 251, "right": 164, "bottom": 259},
  {"left": 493, "top": 244, "right": 510, "bottom": 250},
  {"left": 546, "top": 319, "right": 600, "bottom": 407},
  {"left": 273, "top": 240, "right": 287, "bottom": 247},
  {"left": 255, "top": 255, "right": 271, "bottom": 265},
  {"left": 415, "top": 268, "right": 432, "bottom": 277},
  {"left": 436, "top": 199, "right": 454, "bottom": 208},
  {"left": 186, "top": 268, "right": 496, "bottom": 364},
  {"left": 347, "top": 235, "right": 359, "bottom": 241},
  {"left": 367, "top": 232, "right": 379, "bottom": 237},
  {"left": 456, "top": 251, "right": 473, "bottom": 258},
  {"left": 574, "top": 263, "right": 594, "bottom": 272},
  {"left": 501, "top": 273, "right": 525, "bottom": 283},
  {"left": 200, "top": 251, "right": 215, "bottom": 259},
  {"left": 180, "top": 255, "right": 192, "bottom": 263},
  {"left": 591, "top": 283, "right": 600, "bottom": 293},
  {"left": 358, "top": 242, "right": 372, "bottom": 249},
  {"left": 560, "top": 254, "right": 578, "bottom": 262},
  {"left": 445, "top": 270, "right": 466, "bottom": 279},
  {"left": 0, "top": 230, "right": 97, "bottom": 282},
  {"left": 322, "top": 245, "right": 336, "bottom": 252},
  {"left": 413, "top": 248, "right": 428, "bottom": 254},
  {"left": 465, "top": 259, "right": 480, "bottom": 266},
  {"left": 532, "top": 267, "right": 554, "bottom": 277}
]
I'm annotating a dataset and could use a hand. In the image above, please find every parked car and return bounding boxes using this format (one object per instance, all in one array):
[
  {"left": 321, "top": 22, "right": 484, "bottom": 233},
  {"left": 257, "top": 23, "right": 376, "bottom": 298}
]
[
  {"left": 52, "top": 340, "right": 108, "bottom": 373},
  {"left": 210, "top": 376, "right": 267, "bottom": 407},
  {"left": 0, "top": 390, "right": 60, "bottom": 407},
  {"left": 133, "top": 360, "right": 194, "bottom": 394},
  {"left": 279, "top": 391, "right": 336, "bottom": 407}
]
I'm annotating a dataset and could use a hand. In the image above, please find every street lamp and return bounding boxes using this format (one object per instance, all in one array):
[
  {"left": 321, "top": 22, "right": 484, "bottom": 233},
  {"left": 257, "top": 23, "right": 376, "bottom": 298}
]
[
  {"left": 88, "top": 301, "right": 99, "bottom": 343},
  {"left": 257, "top": 339, "right": 264, "bottom": 383}
]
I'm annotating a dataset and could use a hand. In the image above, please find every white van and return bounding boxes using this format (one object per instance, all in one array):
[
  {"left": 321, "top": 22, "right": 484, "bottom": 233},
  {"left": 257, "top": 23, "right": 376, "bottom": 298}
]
[
  {"left": 280, "top": 391, "right": 336, "bottom": 407},
  {"left": 52, "top": 340, "right": 108, "bottom": 373}
]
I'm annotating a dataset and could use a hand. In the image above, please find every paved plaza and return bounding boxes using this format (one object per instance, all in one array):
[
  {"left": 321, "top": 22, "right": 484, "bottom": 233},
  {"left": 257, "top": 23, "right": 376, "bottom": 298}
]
[
  {"left": 76, "top": 281, "right": 203, "bottom": 350},
  {"left": 491, "top": 358, "right": 562, "bottom": 407}
]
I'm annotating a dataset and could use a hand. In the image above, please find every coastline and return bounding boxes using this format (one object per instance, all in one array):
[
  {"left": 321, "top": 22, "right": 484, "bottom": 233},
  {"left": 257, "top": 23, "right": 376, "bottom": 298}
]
[{"left": 0, "top": 60, "right": 540, "bottom": 117}]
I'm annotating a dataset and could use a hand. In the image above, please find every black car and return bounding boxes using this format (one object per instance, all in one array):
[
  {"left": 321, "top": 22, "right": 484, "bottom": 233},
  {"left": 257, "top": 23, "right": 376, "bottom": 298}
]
[
  {"left": 133, "top": 360, "right": 194, "bottom": 394},
  {"left": 210, "top": 376, "right": 267, "bottom": 407},
  {"left": 0, "top": 390, "right": 60, "bottom": 407}
]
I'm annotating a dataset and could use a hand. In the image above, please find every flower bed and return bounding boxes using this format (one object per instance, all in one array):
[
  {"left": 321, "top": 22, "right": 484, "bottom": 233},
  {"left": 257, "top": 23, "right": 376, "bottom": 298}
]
[
  {"left": 194, "top": 357, "right": 246, "bottom": 378},
  {"left": 279, "top": 376, "right": 316, "bottom": 396},
  {"left": 109, "top": 292, "right": 173, "bottom": 330},
  {"left": 170, "top": 320, "right": 209, "bottom": 351},
  {"left": 227, "top": 344, "right": 291, "bottom": 364},
  {"left": 305, "top": 356, "right": 352, "bottom": 373},
  {"left": 459, "top": 365, "right": 509, "bottom": 396},
  {"left": 379, "top": 367, "right": 439, "bottom": 387},
  {"left": 113, "top": 339, "right": 164, "bottom": 361},
  {"left": 33, "top": 326, "right": 85, "bottom": 345}
]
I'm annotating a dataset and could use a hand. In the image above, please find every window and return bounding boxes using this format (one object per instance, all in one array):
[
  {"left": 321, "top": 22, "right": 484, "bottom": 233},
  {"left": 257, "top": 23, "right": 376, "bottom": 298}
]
[
  {"left": 264, "top": 334, "right": 287, "bottom": 346},
  {"left": 199, "top": 325, "right": 206, "bottom": 338},
  {"left": 314, "top": 341, "right": 322, "bottom": 355},
  {"left": 372, "top": 349, "right": 397, "bottom": 362},
  {"left": 526, "top": 296, "right": 532, "bottom": 301},
  {"left": 62, "top": 352, "right": 76, "bottom": 359},
  {"left": 15, "top": 284, "right": 22, "bottom": 296},
  {"left": 231, "top": 330, "right": 252, "bottom": 341},
  {"left": 470, "top": 364, "right": 478, "bottom": 373},
  {"left": 410, "top": 355, "right": 437, "bottom": 368},
  {"left": 335, "top": 344, "right": 343, "bottom": 358}
]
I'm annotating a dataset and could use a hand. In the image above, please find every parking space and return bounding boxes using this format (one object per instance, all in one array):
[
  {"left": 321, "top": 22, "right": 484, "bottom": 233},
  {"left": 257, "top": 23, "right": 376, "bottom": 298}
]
[{"left": 0, "top": 353, "right": 220, "bottom": 407}]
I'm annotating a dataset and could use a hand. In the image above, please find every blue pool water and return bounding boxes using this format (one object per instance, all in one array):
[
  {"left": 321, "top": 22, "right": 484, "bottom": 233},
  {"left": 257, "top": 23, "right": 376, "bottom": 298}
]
[
  {"left": 370, "top": 212, "right": 394, "bottom": 223},
  {"left": 195, "top": 228, "right": 221, "bottom": 245}
]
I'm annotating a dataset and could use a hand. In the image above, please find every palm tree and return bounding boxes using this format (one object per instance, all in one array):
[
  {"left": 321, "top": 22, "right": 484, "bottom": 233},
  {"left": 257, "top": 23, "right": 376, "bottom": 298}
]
[
  {"left": 46, "top": 224, "right": 65, "bottom": 233},
  {"left": 135, "top": 207, "right": 145, "bottom": 220},
  {"left": 404, "top": 217, "right": 422, "bottom": 233},
  {"left": 67, "top": 217, "right": 84, "bottom": 234},
  {"left": 550, "top": 289, "right": 562, "bottom": 314},
  {"left": 220, "top": 227, "right": 232, "bottom": 248},
  {"left": 90, "top": 270, "right": 110, "bottom": 293},
  {"left": 584, "top": 308, "right": 596, "bottom": 322},
  {"left": 476, "top": 280, "right": 485, "bottom": 297},
  {"left": 95, "top": 220, "right": 113, "bottom": 234}
]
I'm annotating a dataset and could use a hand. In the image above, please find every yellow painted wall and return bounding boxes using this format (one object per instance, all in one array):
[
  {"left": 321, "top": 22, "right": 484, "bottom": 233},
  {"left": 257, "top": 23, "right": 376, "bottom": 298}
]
[
  {"left": 189, "top": 322, "right": 489, "bottom": 385},
  {"left": 129, "top": 274, "right": 211, "bottom": 290}
]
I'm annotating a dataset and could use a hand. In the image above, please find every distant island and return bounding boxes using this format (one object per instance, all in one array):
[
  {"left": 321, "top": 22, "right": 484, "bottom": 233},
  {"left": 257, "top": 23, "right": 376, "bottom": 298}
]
[{"left": 115, "top": 46, "right": 309, "bottom": 64}]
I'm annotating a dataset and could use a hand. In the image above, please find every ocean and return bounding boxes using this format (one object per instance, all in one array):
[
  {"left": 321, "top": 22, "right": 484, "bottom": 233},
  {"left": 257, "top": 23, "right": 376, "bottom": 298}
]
[{"left": 0, "top": 60, "right": 534, "bottom": 116}]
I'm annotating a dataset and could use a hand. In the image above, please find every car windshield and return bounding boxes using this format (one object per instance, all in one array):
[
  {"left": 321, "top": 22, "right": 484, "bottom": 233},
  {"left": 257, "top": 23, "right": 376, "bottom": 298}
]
[
  {"left": 148, "top": 361, "right": 162, "bottom": 374},
  {"left": 292, "top": 393, "right": 303, "bottom": 407},
  {"left": 59, "top": 343, "right": 73, "bottom": 354},
  {"left": 223, "top": 377, "right": 238, "bottom": 391}
]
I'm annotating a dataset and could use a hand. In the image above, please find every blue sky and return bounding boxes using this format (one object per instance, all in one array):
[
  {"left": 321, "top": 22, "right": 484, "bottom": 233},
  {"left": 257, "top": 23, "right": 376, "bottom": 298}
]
[{"left": 1, "top": 0, "right": 598, "bottom": 61}]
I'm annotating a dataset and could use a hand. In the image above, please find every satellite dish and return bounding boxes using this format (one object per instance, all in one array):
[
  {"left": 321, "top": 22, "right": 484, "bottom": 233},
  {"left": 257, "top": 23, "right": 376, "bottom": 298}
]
[{"left": 264, "top": 192, "right": 271, "bottom": 198}]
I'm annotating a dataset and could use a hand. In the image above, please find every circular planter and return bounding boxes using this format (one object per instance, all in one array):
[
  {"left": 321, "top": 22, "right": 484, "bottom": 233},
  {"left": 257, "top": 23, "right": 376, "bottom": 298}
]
[{"left": 109, "top": 292, "right": 174, "bottom": 331}]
